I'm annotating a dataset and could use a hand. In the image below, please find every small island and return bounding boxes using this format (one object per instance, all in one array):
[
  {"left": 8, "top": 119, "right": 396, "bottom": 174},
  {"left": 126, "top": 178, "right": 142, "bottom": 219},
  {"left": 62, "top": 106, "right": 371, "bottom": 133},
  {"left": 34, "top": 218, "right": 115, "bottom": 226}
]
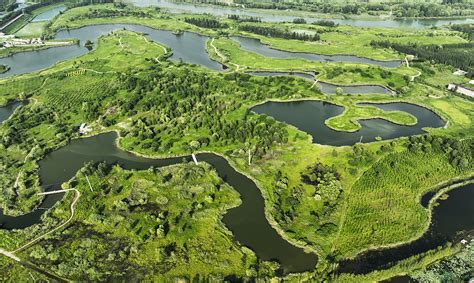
[{"left": 0, "top": 64, "right": 10, "bottom": 74}]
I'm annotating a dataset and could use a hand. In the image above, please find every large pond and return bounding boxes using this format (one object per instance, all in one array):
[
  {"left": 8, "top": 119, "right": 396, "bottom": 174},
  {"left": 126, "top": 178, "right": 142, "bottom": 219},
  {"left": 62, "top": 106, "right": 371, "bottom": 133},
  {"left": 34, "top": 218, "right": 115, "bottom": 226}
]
[
  {"left": 338, "top": 181, "right": 474, "bottom": 274},
  {"left": 128, "top": 0, "right": 474, "bottom": 29},
  {"left": 0, "top": 132, "right": 317, "bottom": 274},
  {"left": 233, "top": 36, "right": 401, "bottom": 68},
  {"left": 248, "top": 71, "right": 393, "bottom": 95},
  {"left": 31, "top": 5, "right": 66, "bottom": 22},
  {"left": 252, "top": 101, "right": 445, "bottom": 146},
  {"left": 0, "top": 23, "right": 223, "bottom": 78}
]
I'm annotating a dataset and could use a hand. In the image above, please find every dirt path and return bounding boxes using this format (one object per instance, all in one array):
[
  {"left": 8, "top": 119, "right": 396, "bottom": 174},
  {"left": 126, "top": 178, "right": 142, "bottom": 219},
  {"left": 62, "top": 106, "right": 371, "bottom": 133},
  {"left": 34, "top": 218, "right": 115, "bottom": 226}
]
[
  {"left": 11, "top": 189, "right": 81, "bottom": 254},
  {"left": 210, "top": 38, "right": 241, "bottom": 71}
]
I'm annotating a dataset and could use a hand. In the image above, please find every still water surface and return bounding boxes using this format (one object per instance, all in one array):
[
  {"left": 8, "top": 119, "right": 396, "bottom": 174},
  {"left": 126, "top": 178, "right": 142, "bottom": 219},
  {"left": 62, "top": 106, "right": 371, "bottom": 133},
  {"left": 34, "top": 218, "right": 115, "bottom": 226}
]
[{"left": 252, "top": 101, "right": 445, "bottom": 146}]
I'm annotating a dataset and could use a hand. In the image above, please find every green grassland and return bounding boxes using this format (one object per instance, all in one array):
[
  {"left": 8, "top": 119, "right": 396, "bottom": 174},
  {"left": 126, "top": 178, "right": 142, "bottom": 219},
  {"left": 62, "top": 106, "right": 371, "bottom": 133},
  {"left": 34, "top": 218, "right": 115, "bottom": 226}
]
[
  {"left": 325, "top": 102, "right": 417, "bottom": 132},
  {"left": 15, "top": 22, "right": 48, "bottom": 38},
  {"left": 0, "top": 3, "right": 473, "bottom": 282}
]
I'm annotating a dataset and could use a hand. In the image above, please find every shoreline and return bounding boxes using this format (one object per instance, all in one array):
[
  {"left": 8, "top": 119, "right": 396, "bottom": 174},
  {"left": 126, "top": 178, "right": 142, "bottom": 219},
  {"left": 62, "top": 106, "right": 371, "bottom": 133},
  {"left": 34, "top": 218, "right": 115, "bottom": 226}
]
[{"left": 340, "top": 174, "right": 474, "bottom": 261}]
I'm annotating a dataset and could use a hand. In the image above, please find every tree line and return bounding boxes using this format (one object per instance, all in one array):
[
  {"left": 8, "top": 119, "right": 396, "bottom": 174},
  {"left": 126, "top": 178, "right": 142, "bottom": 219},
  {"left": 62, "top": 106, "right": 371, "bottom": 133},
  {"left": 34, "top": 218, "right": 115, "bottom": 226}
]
[
  {"left": 239, "top": 24, "right": 320, "bottom": 41},
  {"left": 228, "top": 14, "right": 261, "bottom": 23},
  {"left": 371, "top": 41, "right": 474, "bottom": 77},
  {"left": 184, "top": 17, "right": 228, "bottom": 29}
]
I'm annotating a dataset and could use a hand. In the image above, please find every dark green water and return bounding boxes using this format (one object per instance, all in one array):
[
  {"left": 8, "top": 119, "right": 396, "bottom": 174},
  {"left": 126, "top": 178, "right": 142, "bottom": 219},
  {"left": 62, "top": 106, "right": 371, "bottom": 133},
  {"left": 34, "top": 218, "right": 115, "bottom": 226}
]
[
  {"left": 252, "top": 101, "right": 445, "bottom": 146},
  {"left": 0, "top": 132, "right": 317, "bottom": 274}
]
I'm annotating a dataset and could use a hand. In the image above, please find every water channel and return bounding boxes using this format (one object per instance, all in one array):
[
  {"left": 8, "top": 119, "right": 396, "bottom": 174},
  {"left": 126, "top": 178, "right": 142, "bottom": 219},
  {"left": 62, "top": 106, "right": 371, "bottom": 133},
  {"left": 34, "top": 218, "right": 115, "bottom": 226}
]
[
  {"left": 0, "top": 23, "right": 224, "bottom": 78},
  {"left": 0, "top": 101, "right": 21, "bottom": 123},
  {"left": 233, "top": 36, "right": 401, "bottom": 68},
  {"left": 0, "top": 132, "right": 317, "bottom": 274}
]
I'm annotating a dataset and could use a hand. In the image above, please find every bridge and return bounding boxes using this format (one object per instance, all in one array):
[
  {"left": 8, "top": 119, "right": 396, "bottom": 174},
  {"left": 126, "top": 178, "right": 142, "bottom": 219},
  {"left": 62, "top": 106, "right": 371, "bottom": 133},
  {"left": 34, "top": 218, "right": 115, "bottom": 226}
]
[{"left": 37, "top": 189, "right": 75, "bottom": 196}]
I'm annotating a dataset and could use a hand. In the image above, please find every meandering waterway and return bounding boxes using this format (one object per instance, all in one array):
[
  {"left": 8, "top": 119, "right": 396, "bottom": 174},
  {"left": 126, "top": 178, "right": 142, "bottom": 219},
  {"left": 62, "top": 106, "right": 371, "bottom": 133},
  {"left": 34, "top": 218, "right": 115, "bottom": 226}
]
[
  {"left": 1, "top": 22, "right": 408, "bottom": 78},
  {"left": 233, "top": 36, "right": 401, "bottom": 68},
  {"left": 0, "top": 24, "right": 223, "bottom": 78},
  {"left": 0, "top": 132, "right": 317, "bottom": 274}
]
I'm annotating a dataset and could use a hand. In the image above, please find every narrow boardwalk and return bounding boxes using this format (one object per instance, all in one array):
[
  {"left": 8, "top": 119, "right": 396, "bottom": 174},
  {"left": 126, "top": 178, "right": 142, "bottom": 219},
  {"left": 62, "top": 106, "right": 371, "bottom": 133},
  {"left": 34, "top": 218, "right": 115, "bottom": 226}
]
[{"left": 12, "top": 189, "right": 81, "bottom": 253}]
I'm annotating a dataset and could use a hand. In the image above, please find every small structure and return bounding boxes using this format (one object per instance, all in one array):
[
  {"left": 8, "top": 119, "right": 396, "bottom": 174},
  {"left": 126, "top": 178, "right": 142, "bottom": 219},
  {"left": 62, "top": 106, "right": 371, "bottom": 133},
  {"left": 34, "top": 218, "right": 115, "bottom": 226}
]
[
  {"left": 447, "top": 83, "right": 474, "bottom": 98},
  {"left": 453, "top": 69, "right": 468, "bottom": 76},
  {"left": 79, "top": 123, "right": 91, "bottom": 134}
]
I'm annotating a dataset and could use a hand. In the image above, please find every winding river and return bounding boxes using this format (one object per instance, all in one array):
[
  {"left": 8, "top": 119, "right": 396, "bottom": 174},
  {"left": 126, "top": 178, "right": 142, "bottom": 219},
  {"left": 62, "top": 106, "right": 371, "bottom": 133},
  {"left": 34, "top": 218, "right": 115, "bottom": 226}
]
[
  {"left": 252, "top": 101, "right": 445, "bottom": 146},
  {"left": 127, "top": 0, "right": 474, "bottom": 29},
  {"left": 0, "top": 23, "right": 223, "bottom": 78},
  {"left": 1, "top": 22, "right": 407, "bottom": 78},
  {"left": 248, "top": 71, "right": 393, "bottom": 95},
  {"left": 0, "top": 132, "right": 317, "bottom": 274},
  {"left": 233, "top": 36, "right": 401, "bottom": 68}
]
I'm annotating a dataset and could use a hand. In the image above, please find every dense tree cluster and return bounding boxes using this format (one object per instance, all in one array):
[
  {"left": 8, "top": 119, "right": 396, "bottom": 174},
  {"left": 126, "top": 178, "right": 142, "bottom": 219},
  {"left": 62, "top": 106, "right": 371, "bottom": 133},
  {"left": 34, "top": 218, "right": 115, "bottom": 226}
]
[
  {"left": 184, "top": 17, "right": 228, "bottom": 29},
  {"left": 239, "top": 24, "right": 320, "bottom": 41},
  {"left": 301, "top": 162, "right": 342, "bottom": 205},
  {"left": 114, "top": 66, "right": 288, "bottom": 156},
  {"left": 292, "top": 17, "right": 306, "bottom": 24},
  {"left": 227, "top": 14, "right": 261, "bottom": 22},
  {"left": 406, "top": 135, "right": 473, "bottom": 171},
  {"left": 67, "top": 7, "right": 151, "bottom": 23},
  {"left": 411, "top": 240, "right": 474, "bottom": 282},
  {"left": 313, "top": 20, "right": 338, "bottom": 27},
  {"left": 450, "top": 24, "right": 474, "bottom": 41},
  {"left": 371, "top": 41, "right": 474, "bottom": 77}
]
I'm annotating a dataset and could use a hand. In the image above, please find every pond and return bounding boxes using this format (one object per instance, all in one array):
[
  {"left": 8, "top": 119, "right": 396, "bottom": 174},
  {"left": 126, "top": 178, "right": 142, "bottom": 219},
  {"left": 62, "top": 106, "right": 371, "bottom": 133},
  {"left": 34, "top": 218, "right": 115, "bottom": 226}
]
[
  {"left": 233, "top": 36, "right": 402, "bottom": 68},
  {"left": 337, "top": 181, "right": 474, "bottom": 275},
  {"left": 248, "top": 71, "right": 393, "bottom": 95},
  {"left": 127, "top": 0, "right": 474, "bottom": 29},
  {"left": 251, "top": 101, "right": 445, "bottom": 146},
  {"left": 0, "top": 132, "right": 317, "bottom": 274}
]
